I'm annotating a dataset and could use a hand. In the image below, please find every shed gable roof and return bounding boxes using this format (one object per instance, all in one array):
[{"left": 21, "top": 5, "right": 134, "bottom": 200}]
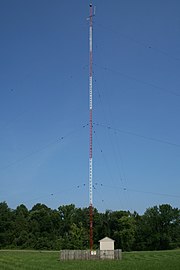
[{"left": 99, "top": 237, "right": 115, "bottom": 242}]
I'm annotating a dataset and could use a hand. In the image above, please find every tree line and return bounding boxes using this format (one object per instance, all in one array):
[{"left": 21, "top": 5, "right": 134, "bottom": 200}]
[{"left": 0, "top": 202, "right": 179, "bottom": 251}]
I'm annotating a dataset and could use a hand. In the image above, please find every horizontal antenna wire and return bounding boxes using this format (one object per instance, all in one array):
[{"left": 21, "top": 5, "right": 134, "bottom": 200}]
[
  {"left": 22, "top": 183, "right": 87, "bottom": 206},
  {"left": 94, "top": 64, "right": 180, "bottom": 97},
  {"left": 0, "top": 124, "right": 88, "bottom": 172},
  {"left": 95, "top": 122, "right": 180, "bottom": 148},
  {"left": 99, "top": 183, "right": 180, "bottom": 199},
  {"left": 96, "top": 23, "right": 180, "bottom": 63}
]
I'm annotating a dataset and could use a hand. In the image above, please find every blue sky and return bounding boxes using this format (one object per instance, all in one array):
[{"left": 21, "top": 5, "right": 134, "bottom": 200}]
[{"left": 0, "top": 0, "right": 180, "bottom": 214}]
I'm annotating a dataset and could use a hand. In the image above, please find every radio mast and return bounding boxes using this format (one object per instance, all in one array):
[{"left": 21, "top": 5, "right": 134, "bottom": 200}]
[{"left": 89, "top": 3, "right": 93, "bottom": 251}]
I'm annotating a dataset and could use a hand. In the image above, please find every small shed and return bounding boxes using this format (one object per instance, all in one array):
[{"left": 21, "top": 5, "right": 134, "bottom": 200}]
[
  {"left": 99, "top": 237, "right": 115, "bottom": 251},
  {"left": 99, "top": 237, "right": 115, "bottom": 259}
]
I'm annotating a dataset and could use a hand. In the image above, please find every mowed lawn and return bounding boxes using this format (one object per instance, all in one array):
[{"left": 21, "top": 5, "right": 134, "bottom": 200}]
[{"left": 0, "top": 249, "right": 180, "bottom": 270}]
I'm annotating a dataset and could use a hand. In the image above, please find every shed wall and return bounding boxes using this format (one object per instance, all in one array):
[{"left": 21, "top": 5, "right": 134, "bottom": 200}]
[{"left": 100, "top": 241, "right": 114, "bottom": 250}]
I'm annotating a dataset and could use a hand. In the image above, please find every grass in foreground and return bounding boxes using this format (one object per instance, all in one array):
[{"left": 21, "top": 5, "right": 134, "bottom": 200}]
[{"left": 0, "top": 249, "right": 180, "bottom": 270}]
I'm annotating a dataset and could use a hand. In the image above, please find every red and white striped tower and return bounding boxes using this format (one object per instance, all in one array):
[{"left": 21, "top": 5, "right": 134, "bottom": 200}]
[{"left": 89, "top": 3, "right": 93, "bottom": 251}]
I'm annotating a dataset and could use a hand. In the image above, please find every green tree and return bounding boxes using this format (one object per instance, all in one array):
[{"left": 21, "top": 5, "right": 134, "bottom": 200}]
[
  {"left": 0, "top": 202, "right": 14, "bottom": 248},
  {"left": 135, "top": 204, "right": 180, "bottom": 250},
  {"left": 68, "top": 222, "right": 88, "bottom": 249},
  {"left": 113, "top": 215, "right": 136, "bottom": 251},
  {"left": 28, "top": 203, "right": 55, "bottom": 249},
  {"left": 12, "top": 204, "right": 29, "bottom": 248}
]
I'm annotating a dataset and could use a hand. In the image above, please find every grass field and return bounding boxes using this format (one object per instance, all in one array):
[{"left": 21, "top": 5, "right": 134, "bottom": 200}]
[{"left": 0, "top": 249, "right": 180, "bottom": 270}]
